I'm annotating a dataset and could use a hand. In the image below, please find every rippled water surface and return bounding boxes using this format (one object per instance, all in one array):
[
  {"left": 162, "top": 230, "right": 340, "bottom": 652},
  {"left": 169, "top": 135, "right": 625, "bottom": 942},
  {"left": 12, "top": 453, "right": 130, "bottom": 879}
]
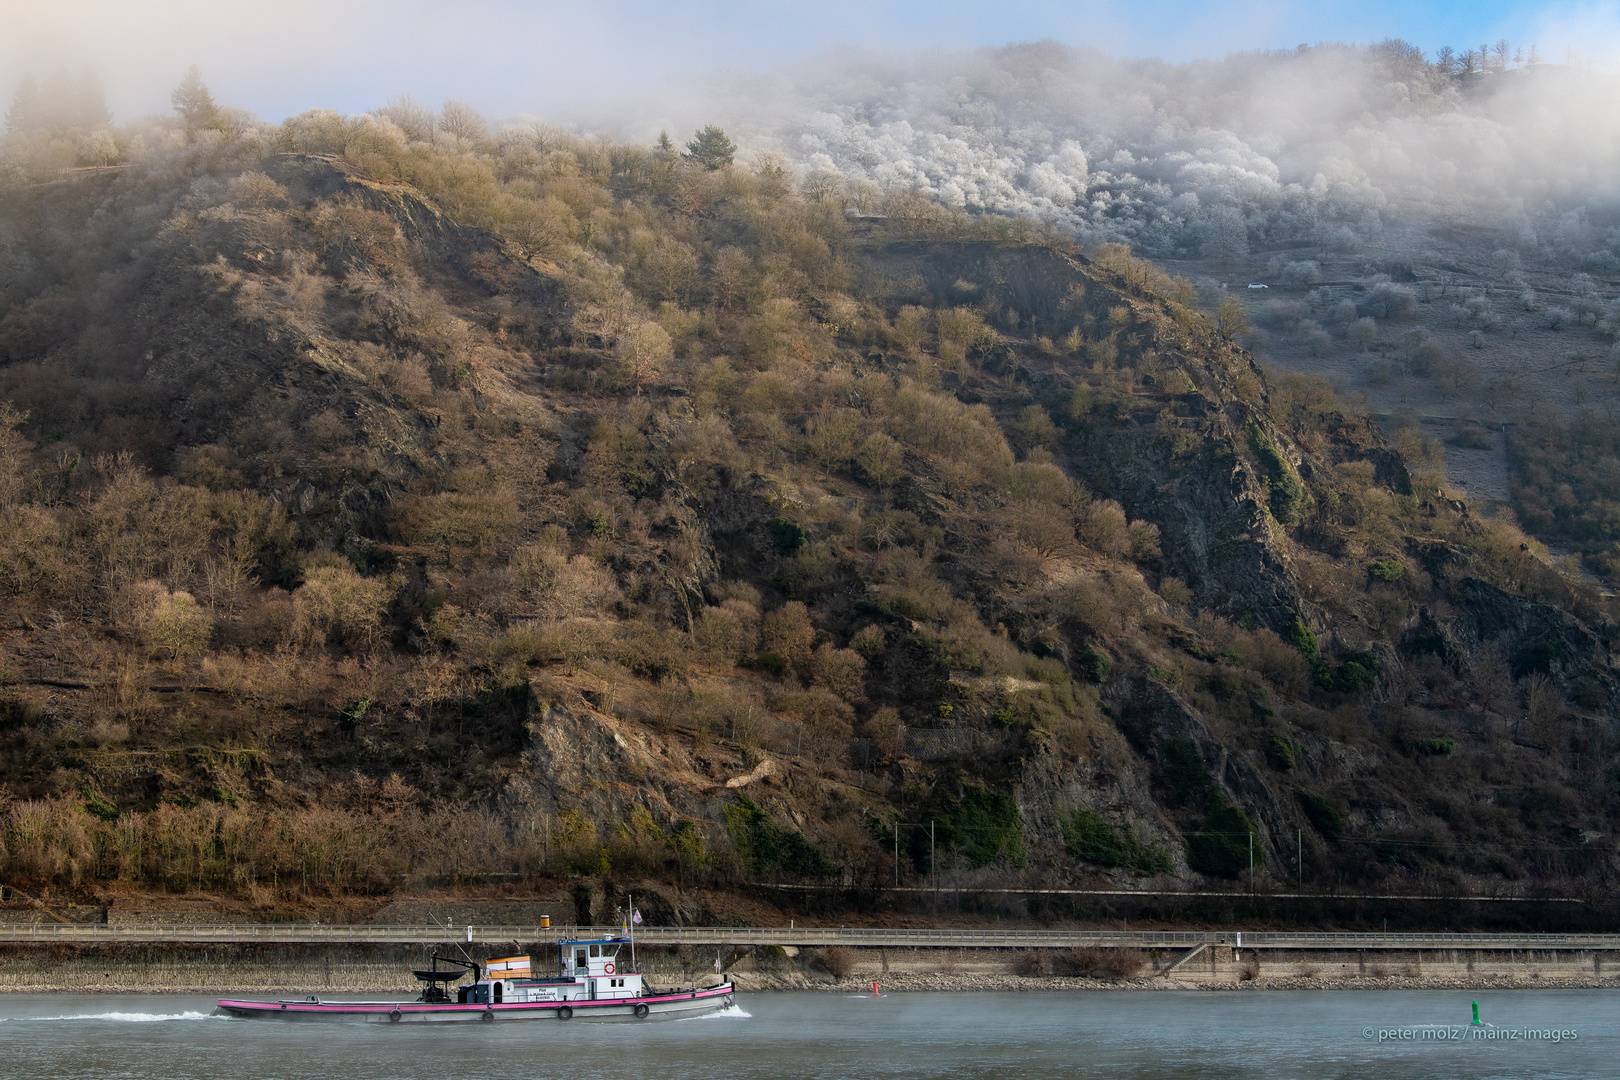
[{"left": 1, "top": 989, "right": 1612, "bottom": 1079}]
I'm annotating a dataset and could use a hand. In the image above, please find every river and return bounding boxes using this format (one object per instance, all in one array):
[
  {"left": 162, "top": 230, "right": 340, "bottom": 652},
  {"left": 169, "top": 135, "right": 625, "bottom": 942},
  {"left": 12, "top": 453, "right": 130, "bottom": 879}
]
[{"left": 0, "top": 989, "right": 1611, "bottom": 1078}]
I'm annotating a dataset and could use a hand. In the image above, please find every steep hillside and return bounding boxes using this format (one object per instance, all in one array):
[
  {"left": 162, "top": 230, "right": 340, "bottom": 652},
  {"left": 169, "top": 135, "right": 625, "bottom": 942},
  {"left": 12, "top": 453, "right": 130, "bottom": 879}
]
[{"left": 0, "top": 125, "right": 1615, "bottom": 913}]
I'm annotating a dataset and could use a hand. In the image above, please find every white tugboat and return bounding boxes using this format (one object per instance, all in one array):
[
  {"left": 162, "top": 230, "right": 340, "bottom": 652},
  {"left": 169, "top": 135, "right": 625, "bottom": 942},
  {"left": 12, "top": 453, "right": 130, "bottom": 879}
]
[{"left": 217, "top": 933, "right": 734, "bottom": 1023}]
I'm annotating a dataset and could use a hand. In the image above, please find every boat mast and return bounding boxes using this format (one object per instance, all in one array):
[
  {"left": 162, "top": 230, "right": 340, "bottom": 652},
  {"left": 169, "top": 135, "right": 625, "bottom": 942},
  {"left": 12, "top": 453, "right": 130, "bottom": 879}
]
[
  {"left": 429, "top": 910, "right": 481, "bottom": 979},
  {"left": 628, "top": 892, "right": 636, "bottom": 971}
]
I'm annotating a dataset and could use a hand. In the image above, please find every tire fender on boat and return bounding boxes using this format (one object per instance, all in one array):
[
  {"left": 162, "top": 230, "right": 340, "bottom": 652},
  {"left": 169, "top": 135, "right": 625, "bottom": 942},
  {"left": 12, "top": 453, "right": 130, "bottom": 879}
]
[
  {"left": 634, "top": 1003, "right": 649, "bottom": 1019},
  {"left": 390, "top": 1007, "right": 401, "bottom": 1023},
  {"left": 482, "top": 1007, "right": 494, "bottom": 1022},
  {"left": 557, "top": 1005, "right": 573, "bottom": 1020}
]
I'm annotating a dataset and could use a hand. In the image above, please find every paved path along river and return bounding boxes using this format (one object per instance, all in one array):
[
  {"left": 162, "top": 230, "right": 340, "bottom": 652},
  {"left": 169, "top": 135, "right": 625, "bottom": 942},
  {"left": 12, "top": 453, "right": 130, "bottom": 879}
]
[{"left": 4, "top": 923, "right": 1619, "bottom": 950}]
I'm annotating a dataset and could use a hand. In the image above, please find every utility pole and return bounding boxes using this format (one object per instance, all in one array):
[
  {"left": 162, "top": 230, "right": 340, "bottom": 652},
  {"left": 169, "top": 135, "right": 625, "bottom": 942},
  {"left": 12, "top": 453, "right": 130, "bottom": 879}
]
[
  {"left": 1297, "top": 829, "right": 1302, "bottom": 886},
  {"left": 894, "top": 823, "right": 899, "bottom": 887},
  {"left": 930, "top": 820, "right": 936, "bottom": 904},
  {"left": 1248, "top": 832, "right": 1253, "bottom": 895}
]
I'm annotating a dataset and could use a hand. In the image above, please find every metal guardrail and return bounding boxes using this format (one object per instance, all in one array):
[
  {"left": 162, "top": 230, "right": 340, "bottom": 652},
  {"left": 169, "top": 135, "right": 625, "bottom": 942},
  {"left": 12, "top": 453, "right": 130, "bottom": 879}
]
[{"left": 1, "top": 924, "right": 1618, "bottom": 950}]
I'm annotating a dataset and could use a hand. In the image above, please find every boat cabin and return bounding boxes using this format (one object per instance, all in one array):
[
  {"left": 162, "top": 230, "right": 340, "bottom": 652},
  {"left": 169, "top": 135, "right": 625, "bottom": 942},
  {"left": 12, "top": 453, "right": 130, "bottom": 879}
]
[{"left": 457, "top": 937, "right": 643, "bottom": 1004}]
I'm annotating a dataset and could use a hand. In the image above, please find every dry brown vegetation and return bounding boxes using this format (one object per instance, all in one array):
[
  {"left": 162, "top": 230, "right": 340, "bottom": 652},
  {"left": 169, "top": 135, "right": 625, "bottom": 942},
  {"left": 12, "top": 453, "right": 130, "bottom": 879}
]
[{"left": 0, "top": 82, "right": 1616, "bottom": 913}]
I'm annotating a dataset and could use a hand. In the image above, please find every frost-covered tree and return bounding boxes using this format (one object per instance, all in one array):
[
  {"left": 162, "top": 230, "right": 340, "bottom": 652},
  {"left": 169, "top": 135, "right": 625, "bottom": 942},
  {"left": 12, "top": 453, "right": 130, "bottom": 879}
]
[{"left": 375, "top": 94, "right": 435, "bottom": 142}]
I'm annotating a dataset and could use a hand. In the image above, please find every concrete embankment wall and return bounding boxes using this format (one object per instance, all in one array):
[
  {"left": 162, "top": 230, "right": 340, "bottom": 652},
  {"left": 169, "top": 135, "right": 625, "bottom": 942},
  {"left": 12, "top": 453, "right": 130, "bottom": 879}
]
[
  {"left": 0, "top": 943, "right": 462, "bottom": 994},
  {"left": 5, "top": 942, "right": 1620, "bottom": 993},
  {"left": 722, "top": 944, "right": 1620, "bottom": 991},
  {"left": 1158, "top": 945, "right": 1615, "bottom": 984}
]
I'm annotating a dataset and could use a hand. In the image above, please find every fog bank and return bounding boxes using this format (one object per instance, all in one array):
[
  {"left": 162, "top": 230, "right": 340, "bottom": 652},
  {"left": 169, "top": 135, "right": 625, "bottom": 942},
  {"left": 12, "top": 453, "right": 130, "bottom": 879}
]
[{"left": 631, "top": 42, "right": 1620, "bottom": 267}]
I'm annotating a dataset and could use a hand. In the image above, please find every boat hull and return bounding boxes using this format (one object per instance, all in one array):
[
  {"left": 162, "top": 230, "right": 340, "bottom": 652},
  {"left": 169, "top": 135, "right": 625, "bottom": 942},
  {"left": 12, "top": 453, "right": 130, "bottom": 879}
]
[{"left": 216, "top": 983, "right": 735, "bottom": 1023}]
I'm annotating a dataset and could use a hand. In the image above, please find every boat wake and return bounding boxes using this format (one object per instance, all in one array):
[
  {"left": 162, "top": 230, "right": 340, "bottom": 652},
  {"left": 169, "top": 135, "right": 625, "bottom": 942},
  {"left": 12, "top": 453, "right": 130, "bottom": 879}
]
[
  {"left": 679, "top": 1002, "right": 750, "bottom": 1021},
  {"left": 17, "top": 1010, "right": 221, "bottom": 1023}
]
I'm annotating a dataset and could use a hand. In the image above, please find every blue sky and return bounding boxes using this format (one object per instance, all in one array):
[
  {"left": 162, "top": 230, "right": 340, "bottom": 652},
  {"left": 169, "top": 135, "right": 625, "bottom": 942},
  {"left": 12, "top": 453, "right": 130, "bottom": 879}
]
[{"left": 4, "top": 0, "right": 1617, "bottom": 121}]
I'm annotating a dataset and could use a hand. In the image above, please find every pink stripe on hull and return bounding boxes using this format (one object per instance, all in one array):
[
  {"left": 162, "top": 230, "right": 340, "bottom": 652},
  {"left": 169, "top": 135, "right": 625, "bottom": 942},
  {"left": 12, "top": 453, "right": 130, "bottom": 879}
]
[{"left": 219, "top": 983, "right": 731, "bottom": 1017}]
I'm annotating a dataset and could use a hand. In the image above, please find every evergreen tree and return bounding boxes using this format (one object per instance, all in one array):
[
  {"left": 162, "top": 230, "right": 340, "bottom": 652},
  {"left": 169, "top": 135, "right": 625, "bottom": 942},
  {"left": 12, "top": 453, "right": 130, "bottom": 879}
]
[
  {"left": 38, "top": 68, "right": 79, "bottom": 132},
  {"left": 5, "top": 74, "right": 39, "bottom": 135},
  {"left": 171, "top": 65, "right": 222, "bottom": 134},
  {"left": 684, "top": 125, "right": 735, "bottom": 170},
  {"left": 74, "top": 68, "right": 111, "bottom": 129},
  {"left": 4, "top": 68, "right": 109, "bottom": 137}
]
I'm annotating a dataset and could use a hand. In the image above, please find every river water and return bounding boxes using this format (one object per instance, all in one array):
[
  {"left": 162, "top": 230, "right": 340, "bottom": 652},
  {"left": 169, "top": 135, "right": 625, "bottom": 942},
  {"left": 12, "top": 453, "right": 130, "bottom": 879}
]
[{"left": 0, "top": 989, "right": 1611, "bottom": 1079}]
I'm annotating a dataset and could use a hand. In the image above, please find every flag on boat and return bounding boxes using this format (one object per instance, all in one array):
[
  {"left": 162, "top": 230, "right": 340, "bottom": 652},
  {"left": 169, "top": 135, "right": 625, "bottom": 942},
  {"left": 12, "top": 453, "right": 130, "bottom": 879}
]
[{"left": 632, "top": 909, "right": 642, "bottom": 925}]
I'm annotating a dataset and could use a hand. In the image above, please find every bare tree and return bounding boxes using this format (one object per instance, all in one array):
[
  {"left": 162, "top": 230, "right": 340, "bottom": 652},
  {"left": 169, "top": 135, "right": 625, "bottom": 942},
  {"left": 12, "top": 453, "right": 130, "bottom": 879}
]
[
  {"left": 376, "top": 94, "right": 435, "bottom": 142},
  {"left": 1215, "top": 295, "right": 1251, "bottom": 340},
  {"left": 437, "top": 99, "right": 488, "bottom": 148},
  {"left": 617, "top": 320, "right": 672, "bottom": 394},
  {"left": 1348, "top": 316, "right": 1378, "bottom": 349},
  {"left": 147, "top": 590, "right": 211, "bottom": 665},
  {"left": 801, "top": 170, "right": 844, "bottom": 204}
]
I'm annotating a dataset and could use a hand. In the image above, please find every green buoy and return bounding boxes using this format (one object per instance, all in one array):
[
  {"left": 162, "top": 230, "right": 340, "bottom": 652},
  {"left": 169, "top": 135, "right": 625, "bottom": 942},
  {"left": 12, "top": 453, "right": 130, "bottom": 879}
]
[{"left": 1471, "top": 1000, "right": 1481, "bottom": 1026}]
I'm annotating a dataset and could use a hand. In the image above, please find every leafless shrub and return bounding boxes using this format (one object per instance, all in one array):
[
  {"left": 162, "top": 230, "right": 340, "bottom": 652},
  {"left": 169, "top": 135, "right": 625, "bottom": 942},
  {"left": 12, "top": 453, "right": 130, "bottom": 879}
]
[
  {"left": 1013, "top": 950, "right": 1050, "bottom": 977},
  {"left": 1055, "top": 947, "right": 1144, "bottom": 980},
  {"left": 1107, "top": 950, "right": 1146, "bottom": 979},
  {"left": 818, "top": 946, "right": 856, "bottom": 978}
]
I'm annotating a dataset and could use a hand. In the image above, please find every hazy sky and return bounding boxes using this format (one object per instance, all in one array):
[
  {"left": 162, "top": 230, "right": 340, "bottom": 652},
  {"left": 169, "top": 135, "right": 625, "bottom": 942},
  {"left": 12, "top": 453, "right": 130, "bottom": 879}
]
[{"left": 4, "top": 0, "right": 1619, "bottom": 123}]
